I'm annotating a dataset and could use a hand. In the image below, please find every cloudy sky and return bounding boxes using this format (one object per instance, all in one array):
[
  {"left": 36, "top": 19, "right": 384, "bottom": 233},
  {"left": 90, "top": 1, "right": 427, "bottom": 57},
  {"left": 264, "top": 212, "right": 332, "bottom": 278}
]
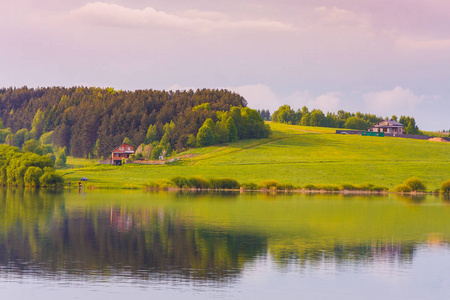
[{"left": 1, "top": 0, "right": 449, "bottom": 130}]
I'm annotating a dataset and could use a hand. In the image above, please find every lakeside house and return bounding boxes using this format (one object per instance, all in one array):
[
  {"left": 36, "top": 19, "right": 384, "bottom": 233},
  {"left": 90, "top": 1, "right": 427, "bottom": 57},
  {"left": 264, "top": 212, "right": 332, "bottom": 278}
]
[
  {"left": 368, "top": 120, "right": 405, "bottom": 135},
  {"left": 110, "top": 143, "right": 134, "bottom": 165}
]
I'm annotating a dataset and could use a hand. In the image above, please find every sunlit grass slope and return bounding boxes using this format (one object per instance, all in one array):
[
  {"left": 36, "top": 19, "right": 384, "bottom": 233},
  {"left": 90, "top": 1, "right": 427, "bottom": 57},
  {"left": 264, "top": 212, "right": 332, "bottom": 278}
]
[{"left": 58, "top": 122, "right": 450, "bottom": 190}]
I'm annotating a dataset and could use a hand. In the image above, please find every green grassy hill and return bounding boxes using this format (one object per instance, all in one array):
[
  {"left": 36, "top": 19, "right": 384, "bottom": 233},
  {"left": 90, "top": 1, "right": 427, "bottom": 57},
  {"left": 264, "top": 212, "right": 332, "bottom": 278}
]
[{"left": 58, "top": 122, "right": 450, "bottom": 190}]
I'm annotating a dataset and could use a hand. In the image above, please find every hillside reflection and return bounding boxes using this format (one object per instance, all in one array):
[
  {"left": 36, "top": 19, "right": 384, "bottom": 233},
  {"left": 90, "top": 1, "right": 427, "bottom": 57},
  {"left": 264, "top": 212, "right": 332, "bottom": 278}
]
[{"left": 0, "top": 189, "right": 449, "bottom": 282}]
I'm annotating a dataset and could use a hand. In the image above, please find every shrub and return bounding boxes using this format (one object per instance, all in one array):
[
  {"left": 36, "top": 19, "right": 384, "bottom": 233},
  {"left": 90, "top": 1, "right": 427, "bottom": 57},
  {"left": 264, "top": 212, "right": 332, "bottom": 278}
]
[
  {"left": 404, "top": 177, "right": 427, "bottom": 191},
  {"left": 441, "top": 180, "right": 450, "bottom": 194},
  {"left": 39, "top": 171, "right": 64, "bottom": 187},
  {"left": 278, "top": 183, "right": 295, "bottom": 190},
  {"left": 394, "top": 184, "right": 412, "bottom": 193},
  {"left": 188, "top": 176, "right": 210, "bottom": 189},
  {"left": 24, "top": 166, "right": 44, "bottom": 187},
  {"left": 340, "top": 184, "right": 360, "bottom": 191},
  {"left": 209, "top": 178, "right": 240, "bottom": 189},
  {"left": 144, "top": 180, "right": 174, "bottom": 190},
  {"left": 241, "top": 182, "right": 258, "bottom": 190},
  {"left": 170, "top": 176, "right": 190, "bottom": 188},
  {"left": 316, "top": 184, "right": 339, "bottom": 191},
  {"left": 260, "top": 180, "right": 281, "bottom": 189},
  {"left": 144, "top": 181, "right": 160, "bottom": 189},
  {"left": 46, "top": 153, "right": 56, "bottom": 164},
  {"left": 303, "top": 184, "right": 318, "bottom": 190},
  {"left": 359, "top": 183, "right": 374, "bottom": 190},
  {"left": 371, "top": 186, "right": 389, "bottom": 192}
]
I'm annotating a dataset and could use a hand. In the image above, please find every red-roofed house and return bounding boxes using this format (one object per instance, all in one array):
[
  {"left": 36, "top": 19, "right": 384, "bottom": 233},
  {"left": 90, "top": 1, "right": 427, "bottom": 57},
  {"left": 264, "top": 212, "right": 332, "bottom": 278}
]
[{"left": 111, "top": 143, "right": 134, "bottom": 165}]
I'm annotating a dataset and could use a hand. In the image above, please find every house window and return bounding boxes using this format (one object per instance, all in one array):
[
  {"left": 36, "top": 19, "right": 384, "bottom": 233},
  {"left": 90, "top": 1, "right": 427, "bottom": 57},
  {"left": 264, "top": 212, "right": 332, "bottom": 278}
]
[
  {"left": 119, "top": 147, "right": 123, "bottom": 150},
  {"left": 127, "top": 147, "right": 131, "bottom": 150}
]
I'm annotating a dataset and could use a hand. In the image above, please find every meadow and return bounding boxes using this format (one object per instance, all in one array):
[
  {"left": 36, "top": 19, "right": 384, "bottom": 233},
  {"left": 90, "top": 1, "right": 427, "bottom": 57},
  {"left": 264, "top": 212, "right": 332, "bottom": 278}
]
[{"left": 58, "top": 122, "right": 450, "bottom": 190}]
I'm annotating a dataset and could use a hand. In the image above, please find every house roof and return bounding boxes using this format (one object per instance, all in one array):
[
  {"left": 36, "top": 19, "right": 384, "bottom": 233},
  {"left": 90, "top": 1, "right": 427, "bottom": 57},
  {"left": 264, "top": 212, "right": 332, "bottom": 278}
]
[
  {"left": 112, "top": 143, "right": 135, "bottom": 154},
  {"left": 373, "top": 120, "right": 404, "bottom": 127}
]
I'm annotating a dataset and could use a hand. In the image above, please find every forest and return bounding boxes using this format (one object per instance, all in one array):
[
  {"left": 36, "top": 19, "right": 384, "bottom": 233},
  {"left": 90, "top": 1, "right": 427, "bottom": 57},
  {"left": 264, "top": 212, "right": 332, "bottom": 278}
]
[{"left": 0, "top": 87, "right": 270, "bottom": 159}]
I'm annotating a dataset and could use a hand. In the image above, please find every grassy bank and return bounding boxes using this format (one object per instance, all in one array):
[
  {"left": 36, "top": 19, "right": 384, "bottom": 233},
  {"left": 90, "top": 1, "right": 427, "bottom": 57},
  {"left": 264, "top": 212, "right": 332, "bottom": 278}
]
[{"left": 57, "top": 122, "right": 450, "bottom": 190}]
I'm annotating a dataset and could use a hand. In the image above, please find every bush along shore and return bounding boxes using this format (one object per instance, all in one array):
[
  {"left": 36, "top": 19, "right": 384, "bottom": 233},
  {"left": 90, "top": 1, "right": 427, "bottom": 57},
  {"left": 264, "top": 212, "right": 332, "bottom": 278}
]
[
  {"left": 0, "top": 144, "right": 64, "bottom": 187},
  {"left": 143, "top": 176, "right": 450, "bottom": 195}
]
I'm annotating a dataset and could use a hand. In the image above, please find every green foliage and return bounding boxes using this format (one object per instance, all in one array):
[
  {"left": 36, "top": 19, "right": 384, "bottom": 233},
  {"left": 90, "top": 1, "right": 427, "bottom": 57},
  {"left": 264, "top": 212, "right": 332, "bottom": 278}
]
[
  {"left": 171, "top": 176, "right": 190, "bottom": 188},
  {"left": 214, "top": 121, "right": 229, "bottom": 144},
  {"left": 39, "top": 168, "right": 64, "bottom": 187},
  {"left": 142, "top": 144, "right": 153, "bottom": 159},
  {"left": 41, "top": 144, "right": 54, "bottom": 155},
  {"left": 441, "top": 180, "right": 450, "bottom": 193},
  {"left": 145, "top": 124, "right": 158, "bottom": 144},
  {"left": 204, "top": 118, "right": 215, "bottom": 132},
  {"left": 30, "top": 109, "right": 44, "bottom": 139},
  {"left": 24, "top": 166, "right": 44, "bottom": 187},
  {"left": 144, "top": 180, "right": 174, "bottom": 189},
  {"left": 186, "top": 134, "right": 197, "bottom": 148},
  {"left": 0, "top": 118, "right": 4, "bottom": 129},
  {"left": 192, "top": 102, "right": 211, "bottom": 111},
  {"left": 14, "top": 128, "right": 29, "bottom": 147},
  {"left": 226, "top": 117, "right": 238, "bottom": 142},
  {"left": 0, "top": 87, "right": 247, "bottom": 157},
  {"left": 209, "top": 178, "right": 240, "bottom": 189},
  {"left": 123, "top": 137, "right": 133, "bottom": 145},
  {"left": 56, "top": 147, "right": 67, "bottom": 167},
  {"left": 304, "top": 184, "right": 318, "bottom": 190},
  {"left": 403, "top": 177, "right": 427, "bottom": 191},
  {"left": 188, "top": 176, "right": 210, "bottom": 189},
  {"left": 272, "top": 105, "right": 301, "bottom": 125},
  {"left": 340, "top": 183, "right": 361, "bottom": 191},
  {"left": 309, "top": 110, "right": 326, "bottom": 127},
  {"left": 46, "top": 153, "right": 56, "bottom": 164},
  {"left": 22, "top": 139, "right": 43, "bottom": 155},
  {"left": 241, "top": 182, "right": 258, "bottom": 190},
  {"left": 344, "top": 117, "right": 369, "bottom": 130},
  {"left": 5, "top": 133, "right": 14, "bottom": 145},
  {"left": 196, "top": 125, "right": 215, "bottom": 147},
  {"left": 394, "top": 184, "right": 413, "bottom": 193},
  {"left": 400, "top": 116, "right": 420, "bottom": 134},
  {"left": 300, "top": 113, "right": 310, "bottom": 126},
  {"left": 316, "top": 185, "right": 339, "bottom": 191},
  {"left": 260, "top": 180, "right": 281, "bottom": 189},
  {"left": 151, "top": 145, "right": 164, "bottom": 160},
  {"left": 257, "top": 109, "right": 271, "bottom": 121},
  {"left": 39, "top": 131, "right": 53, "bottom": 145},
  {"left": 0, "top": 144, "right": 56, "bottom": 187},
  {"left": 0, "top": 128, "right": 11, "bottom": 143}
]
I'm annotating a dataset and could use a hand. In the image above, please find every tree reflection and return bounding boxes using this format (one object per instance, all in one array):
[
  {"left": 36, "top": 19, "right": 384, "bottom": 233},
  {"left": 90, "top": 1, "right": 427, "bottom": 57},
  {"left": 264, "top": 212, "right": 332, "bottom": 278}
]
[
  {"left": 0, "top": 194, "right": 266, "bottom": 282},
  {"left": 0, "top": 190, "right": 449, "bottom": 282}
]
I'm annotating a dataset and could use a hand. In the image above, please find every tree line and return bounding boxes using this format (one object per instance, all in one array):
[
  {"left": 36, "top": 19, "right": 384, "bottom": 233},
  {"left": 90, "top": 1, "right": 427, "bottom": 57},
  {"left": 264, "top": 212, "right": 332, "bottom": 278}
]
[
  {"left": 0, "top": 144, "right": 63, "bottom": 187},
  {"left": 271, "top": 105, "right": 420, "bottom": 133},
  {"left": 0, "top": 87, "right": 270, "bottom": 159}
]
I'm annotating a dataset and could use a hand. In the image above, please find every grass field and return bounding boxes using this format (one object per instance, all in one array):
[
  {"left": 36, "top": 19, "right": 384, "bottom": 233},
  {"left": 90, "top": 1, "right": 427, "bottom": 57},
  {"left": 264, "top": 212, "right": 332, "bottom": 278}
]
[{"left": 58, "top": 122, "right": 450, "bottom": 190}]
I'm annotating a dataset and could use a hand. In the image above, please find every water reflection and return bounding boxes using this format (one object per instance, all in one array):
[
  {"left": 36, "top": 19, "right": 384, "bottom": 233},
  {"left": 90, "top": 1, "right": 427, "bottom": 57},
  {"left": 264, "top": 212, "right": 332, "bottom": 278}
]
[{"left": 0, "top": 189, "right": 450, "bottom": 285}]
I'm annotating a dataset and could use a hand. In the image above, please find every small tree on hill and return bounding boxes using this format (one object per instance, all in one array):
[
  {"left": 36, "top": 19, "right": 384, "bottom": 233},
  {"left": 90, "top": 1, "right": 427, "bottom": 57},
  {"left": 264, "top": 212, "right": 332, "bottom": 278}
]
[
  {"left": 226, "top": 117, "right": 238, "bottom": 142},
  {"left": 196, "top": 126, "right": 214, "bottom": 147}
]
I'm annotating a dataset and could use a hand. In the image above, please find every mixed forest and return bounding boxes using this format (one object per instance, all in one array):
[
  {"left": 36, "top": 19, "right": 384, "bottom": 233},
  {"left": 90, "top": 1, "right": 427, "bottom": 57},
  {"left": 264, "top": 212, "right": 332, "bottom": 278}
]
[{"left": 0, "top": 87, "right": 270, "bottom": 159}]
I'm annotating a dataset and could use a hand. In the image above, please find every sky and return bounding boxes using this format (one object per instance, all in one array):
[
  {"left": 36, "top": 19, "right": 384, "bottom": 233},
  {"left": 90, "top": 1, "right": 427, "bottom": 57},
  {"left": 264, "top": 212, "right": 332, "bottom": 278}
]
[{"left": 1, "top": 0, "right": 449, "bottom": 130}]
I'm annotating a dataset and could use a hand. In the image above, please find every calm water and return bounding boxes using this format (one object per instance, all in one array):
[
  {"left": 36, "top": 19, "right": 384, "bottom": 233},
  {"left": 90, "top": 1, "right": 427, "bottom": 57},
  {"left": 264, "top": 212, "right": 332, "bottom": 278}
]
[{"left": 1, "top": 189, "right": 450, "bottom": 299}]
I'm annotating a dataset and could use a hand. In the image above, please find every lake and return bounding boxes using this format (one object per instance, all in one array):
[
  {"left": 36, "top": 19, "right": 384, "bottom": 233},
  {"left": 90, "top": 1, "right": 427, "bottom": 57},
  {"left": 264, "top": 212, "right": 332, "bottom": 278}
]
[{"left": 1, "top": 189, "right": 450, "bottom": 299}]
